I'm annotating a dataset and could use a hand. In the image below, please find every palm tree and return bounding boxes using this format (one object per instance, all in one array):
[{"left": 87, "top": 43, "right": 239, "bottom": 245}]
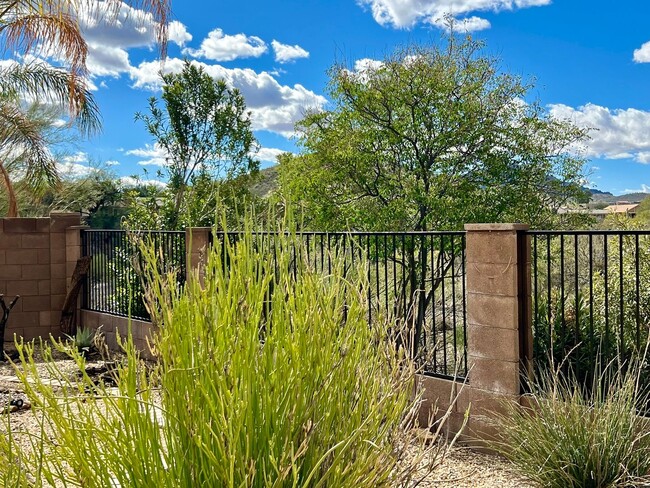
[{"left": 0, "top": 0, "right": 171, "bottom": 216}]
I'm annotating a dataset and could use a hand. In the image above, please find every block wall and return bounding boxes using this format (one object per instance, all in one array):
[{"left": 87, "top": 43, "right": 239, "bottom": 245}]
[{"left": 0, "top": 213, "right": 82, "bottom": 346}]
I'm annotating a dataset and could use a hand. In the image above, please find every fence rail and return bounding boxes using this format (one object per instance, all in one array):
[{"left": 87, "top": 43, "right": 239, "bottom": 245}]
[
  {"left": 81, "top": 229, "right": 186, "bottom": 321},
  {"left": 529, "top": 230, "right": 650, "bottom": 388},
  {"left": 213, "top": 231, "right": 468, "bottom": 379}
]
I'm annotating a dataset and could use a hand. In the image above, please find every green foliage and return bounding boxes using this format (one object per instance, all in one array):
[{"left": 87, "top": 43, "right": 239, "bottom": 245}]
[
  {"left": 17, "top": 165, "right": 127, "bottom": 228},
  {"left": 65, "top": 326, "right": 95, "bottom": 351},
  {"left": 107, "top": 245, "right": 149, "bottom": 319},
  {"left": 280, "top": 36, "right": 588, "bottom": 231},
  {"left": 533, "top": 229, "right": 650, "bottom": 390},
  {"left": 4, "top": 224, "right": 454, "bottom": 487},
  {"left": 493, "top": 361, "right": 650, "bottom": 488},
  {"left": 121, "top": 171, "right": 264, "bottom": 231},
  {"left": 135, "top": 60, "right": 259, "bottom": 229}
]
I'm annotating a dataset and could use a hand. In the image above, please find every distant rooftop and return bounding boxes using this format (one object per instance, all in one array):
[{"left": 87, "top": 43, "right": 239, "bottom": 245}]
[{"left": 604, "top": 203, "right": 640, "bottom": 214}]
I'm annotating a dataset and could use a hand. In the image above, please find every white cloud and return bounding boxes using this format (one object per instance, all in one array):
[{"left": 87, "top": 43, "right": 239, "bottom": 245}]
[
  {"left": 87, "top": 44, "right": 131, "bottom": 77},
  {"left": 430, "top": 15, "right": 491, "bottom": 32},
  {"left": 126, "top": 143, "right": 168, "bottom": 166},
  {"left": 74, "top": 3, "right": 191, "bottom": 78},
  {"left": 120, "top": 176, "right": 167, "bottom": 188},
  {"left": 58, "top": 152, "right": 92, "bottom": 177},
  {"left": 623, "top": 184, "right": 650, "bottom": 194},
  {"left": 271, "top": 40, "right": 309, "bottom": 63},
  {"left": 62, "top": 151, "right": 88, "bottom": 164},
  {"left": 130, "top": 58, "right": 327, "bottom": 137},
  {"left": 183, "top": 29, "right": 267, "bottom": 61},
  {"left": 633, "top": 41, "right": 650, "bottom": 63},
  {"left": 357, "top": 0, "right": 550, "bottom": 29},
  {"left": 168, "top": 20, "right": 193, "bottom": 46},
  {"left": 256, "top": 147, "right": 288, "bottom": 163},
  {"left": 105, "top": 160, "right": 120, "bottom": 166},
  {"left": 354, "top": 58, "right": 384, "bottom": 73},
  {"left": 58, "top": 162, "right": 94, "bottom": 177},
  {"left": 549, "top": 103, "right": 650, "bottom": 163}
]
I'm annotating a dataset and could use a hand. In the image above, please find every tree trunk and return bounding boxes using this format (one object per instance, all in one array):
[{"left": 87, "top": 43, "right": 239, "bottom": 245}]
[{"left": 0, "top": 163, "right": 18, "bottom": 217}]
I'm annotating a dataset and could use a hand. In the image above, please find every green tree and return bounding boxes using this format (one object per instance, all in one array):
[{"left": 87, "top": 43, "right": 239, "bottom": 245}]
[
  {"left": 136, "top": 61, "right": 259, "bottom": 229},
  {"left": 19, "top": 164, "right": 126, "bottom": 228},
  {"left": 280, "top": 36, "right": 589, "bottom": 232}
]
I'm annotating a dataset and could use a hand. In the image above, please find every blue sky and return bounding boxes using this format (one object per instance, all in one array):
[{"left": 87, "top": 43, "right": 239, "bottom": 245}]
[{"left": 48, "top": 0, "right": 650, "bottom": 195}]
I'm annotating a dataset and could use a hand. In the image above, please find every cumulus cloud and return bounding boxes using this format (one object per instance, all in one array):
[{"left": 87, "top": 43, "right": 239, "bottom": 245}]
[
  {"left": 633, "top": 41, "right": 650, "bottom": 63},
  {"left": 353, "top": 58, "right": 384, "bottom": 73},
  {"left": 357, "top": 0, "right": 550, "bottom": 29},
  {"left": 57, "top": 152, "right": 93, "bottom": 177},
  {"left": 256, "top": 147, "right": 288, "bottom": 163},
  {"left": 126, "top": 143, "right": 168, "bottom": 166},
  {"left": 430, "top": 15, "right": 491, "bottom": 32},
  {"left": 623, "top": 184, "right": 650, "bottom": 193},
  {"left": 130, "top": 58, "right": 327, "bottom": 137},
  {"left": 271, "top": 40, "right": 309, "bottom": 63},
  {"left": 183, "top": 29, "right": 267, "bottom": 61},
  {"left": 74, "top": 2, "right": 191, "bottom": 78},
  {"left": 549, "top": 103, "right": 650, "bottom": 163},
  {"left": 120, "top": 176, "right": 167, "bottom": 188}
]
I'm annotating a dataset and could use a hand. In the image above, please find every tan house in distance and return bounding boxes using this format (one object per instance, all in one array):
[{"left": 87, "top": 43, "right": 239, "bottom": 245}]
[{"left": 604, "top": 202, "right": 640, "bottom": 217}]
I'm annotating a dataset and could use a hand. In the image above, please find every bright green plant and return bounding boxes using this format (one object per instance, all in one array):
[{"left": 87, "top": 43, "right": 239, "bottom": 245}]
[
  {"left": 64, "top": 327, "right": 95, "bottom": 354},
  {"left": 5, "top": 224, "right": 458, "bottom": 486},
  {"left": 493, "top": 360, "right": 650, "bottom": 488}
]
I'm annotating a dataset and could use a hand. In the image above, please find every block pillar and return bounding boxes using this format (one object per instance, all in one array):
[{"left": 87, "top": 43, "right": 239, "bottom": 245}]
[
  {"left": 185, "top": 227, "right": 211, "bottom": 282},
  {"left": 464, "top": 223, "right": 530, "bottom": 441}
]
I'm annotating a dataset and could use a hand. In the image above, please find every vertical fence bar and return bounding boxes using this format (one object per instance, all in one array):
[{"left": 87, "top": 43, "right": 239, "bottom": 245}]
[
  {"left": 619, "top": 234, "right": 625, "bottom": 354},
  {"left": 636, "top": 234, "right": 641, "bottom": 349}
]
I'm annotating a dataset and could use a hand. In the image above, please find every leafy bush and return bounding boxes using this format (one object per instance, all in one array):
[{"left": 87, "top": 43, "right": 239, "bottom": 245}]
[
  {"left": 493, "top": 360, "right": 650, "bottom": 488},
  {"left": 5, "top": 227, "right": 457, "bottom": 486}
]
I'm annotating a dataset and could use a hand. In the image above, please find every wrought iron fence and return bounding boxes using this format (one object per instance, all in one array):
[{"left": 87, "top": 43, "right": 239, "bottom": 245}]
[
  {"left": 529, "top": 230, "right": 650, "bottom": 388},
  {"left": 213, "top": 231, "right": 468, "bottom": 379},
  {"left": 81, "top": 229, "right": 186, "bottom": 321},
  {"left": 81, "top": 228, "right": 467, "bottom": 378}
]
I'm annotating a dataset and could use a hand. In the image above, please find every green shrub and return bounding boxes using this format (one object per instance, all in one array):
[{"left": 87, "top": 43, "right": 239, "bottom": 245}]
[
  {"left": 65, "top": 326, "right": 95, "bottom": 351},
  {"left": 493, "top": 360, "right": 650, "bottom": 488},
  {"left": 5, "top": 226, "right": 457, "bottom": 486}
]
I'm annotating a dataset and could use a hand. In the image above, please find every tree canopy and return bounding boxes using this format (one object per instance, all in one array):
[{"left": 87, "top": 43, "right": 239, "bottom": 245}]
[
  {"left": 134, "top": 61, "right": 259, "bottom": 229},
  {"left": 280, "top": 37, "right": 589, "bottom": 231}
]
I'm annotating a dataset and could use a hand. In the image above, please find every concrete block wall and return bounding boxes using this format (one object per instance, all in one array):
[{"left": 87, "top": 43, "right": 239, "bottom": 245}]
[
  {"left": 0, "top": 213, "right": 82, "bottom": 345},
  {"left": 80, "top": 309, "right": 157, "bottom": 360}
]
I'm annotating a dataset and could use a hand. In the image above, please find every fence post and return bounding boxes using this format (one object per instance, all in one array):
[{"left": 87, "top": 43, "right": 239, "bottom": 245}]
[
  {"left": 464, "top": 223, "right": 530, "bottom": 442},
  {"left": 185, "top": 227, "right": 211, "bottom": 282}
]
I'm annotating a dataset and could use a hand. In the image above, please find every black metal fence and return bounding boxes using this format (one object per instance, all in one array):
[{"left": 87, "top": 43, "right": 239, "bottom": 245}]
[
  {"left": 214, "top": 231, "right": 468, "bottom": 379},
  {"left": 81, "top": 229, "right": 467, "bottom": 379},
  {"left": 81, "top": 229, "right": 186, "bottom": 321},
  {"left": 529, "top": 230, "right": 650, "bottom": 387}
]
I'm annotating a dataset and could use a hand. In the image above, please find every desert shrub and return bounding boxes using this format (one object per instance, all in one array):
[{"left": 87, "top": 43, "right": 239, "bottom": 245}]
[
  {"left": 493, "top": 360, "right": 650, "bottom": 488},
  {"left": 4, "top": 225, "right": 458, "bottom": 487}
]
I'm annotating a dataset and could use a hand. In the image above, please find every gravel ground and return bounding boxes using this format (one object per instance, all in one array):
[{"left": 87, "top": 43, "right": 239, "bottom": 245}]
[{"left": 0, "top": 350, "right": 533, "bottom": 488}]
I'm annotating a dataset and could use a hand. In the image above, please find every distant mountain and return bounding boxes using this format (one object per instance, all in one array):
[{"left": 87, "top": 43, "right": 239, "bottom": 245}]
[
  {"left": 250, "top": 165, "right": 279, "bottom": 198},
  {"left": 587, "top": 187, "right": 649, "bottom": 204},
  {"left": 249, "top": 168, "right": 650, "bottom": 207}
]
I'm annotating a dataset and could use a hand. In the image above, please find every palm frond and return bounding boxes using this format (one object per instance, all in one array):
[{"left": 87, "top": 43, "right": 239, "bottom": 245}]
[
  {"left": 0, "top": 62, "right": 101, "bottom": 135},
  {"left": 0, "top": 10, "right": 87, "bottom": 79}
]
